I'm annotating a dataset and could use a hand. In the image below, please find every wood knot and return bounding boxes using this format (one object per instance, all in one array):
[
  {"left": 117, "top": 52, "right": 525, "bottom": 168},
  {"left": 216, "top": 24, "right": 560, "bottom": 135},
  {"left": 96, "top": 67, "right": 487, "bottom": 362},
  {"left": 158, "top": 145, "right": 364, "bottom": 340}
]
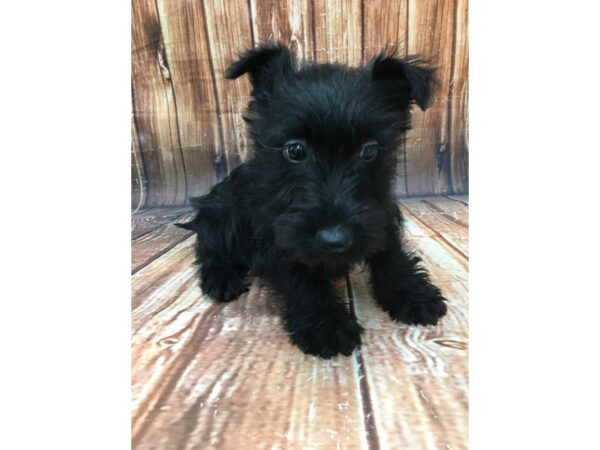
[
  {"left": 433, "top": 339, "right": 467, "bottom": 350},
  {"left": 157, "top": 337, "right": 179, "bottom": 347}
]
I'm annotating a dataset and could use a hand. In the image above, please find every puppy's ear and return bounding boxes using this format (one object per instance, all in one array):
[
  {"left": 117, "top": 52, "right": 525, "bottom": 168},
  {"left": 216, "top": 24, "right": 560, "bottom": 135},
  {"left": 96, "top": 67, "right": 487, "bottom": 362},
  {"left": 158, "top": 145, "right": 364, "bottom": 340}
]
[
  {"left": 226, "top": 42, "right": 294, "bottom": 93},
  {"left": 370, "top": 53, "right": 436, "bottom": 110}
]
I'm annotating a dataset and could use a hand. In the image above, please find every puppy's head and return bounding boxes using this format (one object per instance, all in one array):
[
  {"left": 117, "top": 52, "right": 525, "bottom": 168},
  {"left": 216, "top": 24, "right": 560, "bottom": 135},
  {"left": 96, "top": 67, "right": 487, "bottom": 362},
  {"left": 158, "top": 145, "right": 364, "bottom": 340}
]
[{"left": 227, "top": 43, "right": 435, "bottom": 266}]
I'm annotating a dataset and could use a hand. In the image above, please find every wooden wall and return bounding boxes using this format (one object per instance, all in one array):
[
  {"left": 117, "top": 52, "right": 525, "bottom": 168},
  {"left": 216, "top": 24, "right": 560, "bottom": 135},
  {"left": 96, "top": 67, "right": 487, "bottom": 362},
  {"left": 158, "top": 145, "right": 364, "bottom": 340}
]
[{"left": 132, "top": 0, "right": 468, "bottom": 208}]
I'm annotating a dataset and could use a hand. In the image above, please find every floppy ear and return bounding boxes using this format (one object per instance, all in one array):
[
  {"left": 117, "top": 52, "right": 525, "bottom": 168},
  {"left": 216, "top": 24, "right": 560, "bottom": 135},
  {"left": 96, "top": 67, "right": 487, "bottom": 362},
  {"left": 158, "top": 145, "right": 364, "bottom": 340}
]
[
  {"left": 370, "top": 53, "right": 436, "bottom": 111},
  {"left": 225, "top": 42, "right": 294, "bottom": 93}
]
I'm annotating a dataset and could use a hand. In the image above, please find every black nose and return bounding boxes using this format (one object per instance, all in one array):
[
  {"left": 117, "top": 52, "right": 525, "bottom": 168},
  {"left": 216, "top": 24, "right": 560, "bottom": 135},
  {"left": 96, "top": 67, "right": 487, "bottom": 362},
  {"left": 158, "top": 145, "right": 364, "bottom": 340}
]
[{"left": 316, "top": 225, "right": 353, "bottom": 252}]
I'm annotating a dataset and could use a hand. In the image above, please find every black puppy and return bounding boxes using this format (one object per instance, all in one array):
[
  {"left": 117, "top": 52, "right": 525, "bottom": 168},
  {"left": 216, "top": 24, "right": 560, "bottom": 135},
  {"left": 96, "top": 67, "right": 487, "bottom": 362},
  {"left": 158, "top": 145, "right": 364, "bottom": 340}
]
[{"left": 178, "top": 43, "right": 447, "bottom": 358}]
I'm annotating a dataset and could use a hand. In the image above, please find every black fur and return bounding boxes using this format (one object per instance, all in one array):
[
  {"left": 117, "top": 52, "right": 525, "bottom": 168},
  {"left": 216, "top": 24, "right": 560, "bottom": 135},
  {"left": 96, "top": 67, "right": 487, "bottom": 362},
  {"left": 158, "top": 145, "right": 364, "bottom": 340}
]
[{"left": 179, "top": 43, "right": 447, "bottom": 358}]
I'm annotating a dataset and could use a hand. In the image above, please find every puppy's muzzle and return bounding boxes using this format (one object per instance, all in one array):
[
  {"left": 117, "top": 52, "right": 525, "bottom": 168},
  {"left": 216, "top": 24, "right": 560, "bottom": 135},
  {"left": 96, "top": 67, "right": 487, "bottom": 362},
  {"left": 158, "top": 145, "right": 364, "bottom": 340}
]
[{"left": 316, "top": 225, "right": 353, "bottom": 253}]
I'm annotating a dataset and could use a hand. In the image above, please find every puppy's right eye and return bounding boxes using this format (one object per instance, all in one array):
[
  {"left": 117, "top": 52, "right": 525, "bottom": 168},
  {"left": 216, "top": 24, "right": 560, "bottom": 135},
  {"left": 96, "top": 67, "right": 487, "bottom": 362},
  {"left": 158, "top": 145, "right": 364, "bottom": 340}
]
[
  {"left": 360, "top": 142, "right": 379, "bottom": 162},
  {"left": 283, "top": 141, "right": 307, "bottom": 162}
]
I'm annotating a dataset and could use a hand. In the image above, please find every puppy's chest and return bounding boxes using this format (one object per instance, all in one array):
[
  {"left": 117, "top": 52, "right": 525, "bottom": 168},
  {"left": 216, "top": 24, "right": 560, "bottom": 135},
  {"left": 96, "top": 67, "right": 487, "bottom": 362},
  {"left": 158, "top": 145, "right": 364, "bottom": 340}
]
[{"left": 321, "top": 261, "right": 354, "bottom": 279}]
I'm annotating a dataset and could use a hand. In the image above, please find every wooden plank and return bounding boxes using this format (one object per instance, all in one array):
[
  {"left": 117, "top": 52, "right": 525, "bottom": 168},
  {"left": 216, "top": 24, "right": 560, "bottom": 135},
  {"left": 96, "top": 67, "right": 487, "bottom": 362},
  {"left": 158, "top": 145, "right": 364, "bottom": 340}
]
[
  {"left": 349, "top": 212, "right": 468, "bottom": 449},
  {"left": 362, "top": 0, "right": 409, "bottom": 198},
  {"left": 362, "top": 0, "right": 408, "bottom": 60},
  {"left": 132, "top": 0, "right": 187, "bottom": 206},
  {"left": 131, "top": 1, "right": 468, "bottom": 206},
  {"left": 404, "top": 197, "right": 468, "bottom": 224},
  {"left": 132, "top": 237, "right": 369, "bottom": 450},
  {"left": 401, "top": 197, "right": 468, "bottom": 256},
  {"left": 202, "top": 0, "right": 255, "bottom": 170},
  {"left": 131, "top": 113, "right": 147, "bottom": 211},
  {"left": 131, "top": 235, "right": 197, "bottom": 311},
  {"left": 155, "top": 0, "right": 222, "bottom": 201},
  {"left": 131, "top": 212, "right": 195, "bottom": 274},
  {"left": 250, "top": 0, "right": 315, "bottom": 63},
  {"left": 446, "top": 194, "right": 468, "bottom": 205},
  {"left": 405, "top": 0, "right": 456, "bottom": 196},
  {"left": 131, "top": 207, "right": 190, "bottom": 240},
  {"left": 313, "top": 0, "right": 362, "bottom": 66},
  {"left": 449, "top": 0, "right": 469, "bottom": 194},
  {"left": 131, "top": 197, "right": 468, "bottom": 447}
]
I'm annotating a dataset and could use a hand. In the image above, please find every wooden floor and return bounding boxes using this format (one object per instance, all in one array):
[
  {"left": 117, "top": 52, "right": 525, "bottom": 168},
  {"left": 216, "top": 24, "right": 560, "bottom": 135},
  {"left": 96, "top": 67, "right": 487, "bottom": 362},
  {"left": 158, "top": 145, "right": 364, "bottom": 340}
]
[{"left": 131, "top": 196, "right": 468, "bottom": 450}]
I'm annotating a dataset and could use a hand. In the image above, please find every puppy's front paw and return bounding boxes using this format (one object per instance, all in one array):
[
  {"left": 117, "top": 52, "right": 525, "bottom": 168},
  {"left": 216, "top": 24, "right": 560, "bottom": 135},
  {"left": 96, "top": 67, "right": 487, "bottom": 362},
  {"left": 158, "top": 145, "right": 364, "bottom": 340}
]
[
  {"left": 289, "top": 318, "right": 363, "bottom": 359},
  {"left": 200, "top": 266, "right": 248, "bottom": 302},
  {"left": 381, "top": 283, "right": 448, "bottom": 326}
]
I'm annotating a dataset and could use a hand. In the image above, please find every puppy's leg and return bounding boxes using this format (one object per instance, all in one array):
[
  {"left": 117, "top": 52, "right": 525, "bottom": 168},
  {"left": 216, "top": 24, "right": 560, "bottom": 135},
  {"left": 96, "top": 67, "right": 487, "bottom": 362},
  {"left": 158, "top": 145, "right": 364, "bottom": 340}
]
[
  {"left": 181, "top": 202, "right": 251, "bottom": 303},
  {"left": 198, "top": 251, "right": 249, "bottom": 302},
  {"left": 367, "top": 229, "right": 447, "bottom": 326},
  {"left": 267, "top": 268, "right": 362, "bottom": 358}
]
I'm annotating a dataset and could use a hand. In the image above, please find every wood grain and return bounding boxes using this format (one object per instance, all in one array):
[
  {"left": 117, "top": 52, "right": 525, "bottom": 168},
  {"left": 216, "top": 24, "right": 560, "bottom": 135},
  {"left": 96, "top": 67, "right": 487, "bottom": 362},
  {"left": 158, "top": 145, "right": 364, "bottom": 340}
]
[
  {"left": 131, "top": 234, "right": 197, "bottom": 311},
  {"left": 132, "top": 0, "right": 469, "bottom": 206},
  {"left": 131, "top": 196, "right": 468, "bottom": 448},
  {"left": 362, "top": 0, "right": 408, "bottom": 61},
  {"left": 446, "top": 194, "right": 468, "bottom": 205},
  {"left": 131, "top": 213, "right": 194, "bottom": 274},
  {"left": 404, "top": 197, "right": 469, "bottom": 226},
  {"left": 131, "top": 113, "right": 147, "bottom": 211},
  {"left": 401, "top": 197, "right": 469, "bottom": 257},
  {"left": 155, "top": 0, "right": 221, "bottom": 201},
  {"left": 405, "top": 0, "right": 456, "bottom": 196},
  {"left": 449, "top": 0, "right": 469, "bottom": 194},
  {"left": 132, "top": 234, "right": 369, "bottom": 450},
  {"left": 132, "top": 0, "right": 187, "bottom": 206},
  {"left": 312, "top": 0, "right": 362, "bottom": 66},
  {"left": 349, "top": 210, "right": 468, "bottom": 449},
  {"left": 202, "top": 0, "right": 255, "bottom": 170},
  {"left": 250, "top": 0, "right": 315, "bottom": 63},
  {"left": 131, "top": 207, "right": 190, "bottom": 240}
]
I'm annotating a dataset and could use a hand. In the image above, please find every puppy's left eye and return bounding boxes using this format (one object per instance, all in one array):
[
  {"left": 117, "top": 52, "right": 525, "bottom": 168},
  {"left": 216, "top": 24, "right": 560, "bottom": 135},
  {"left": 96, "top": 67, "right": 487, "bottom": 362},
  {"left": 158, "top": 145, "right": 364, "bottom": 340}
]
[
  {"left": 360, "top": 142, "right": 379, "bottom": 162},
  {"left": 283, "top": 141, "right": 307, "bottom": 162}
]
